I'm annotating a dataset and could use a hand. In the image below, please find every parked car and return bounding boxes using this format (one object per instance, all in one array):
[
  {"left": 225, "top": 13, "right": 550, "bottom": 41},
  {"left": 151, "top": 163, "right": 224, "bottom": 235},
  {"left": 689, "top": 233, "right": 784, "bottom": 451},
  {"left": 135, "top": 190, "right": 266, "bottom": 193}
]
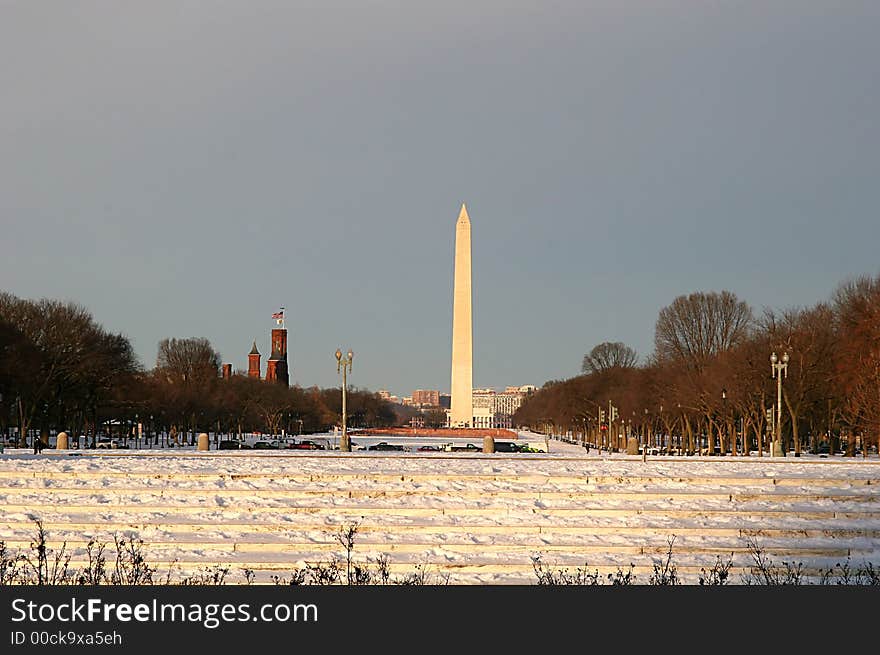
[
  {"left": 367, "top": 442, "right": 406, "bottom": 451},
  {"left": 288, "top": 440, "right": 326, "bottom": 450},
  {"left": 218, "top": 440, "right": 251, "bottom": 450},
  {"left": 417, "top": 445, "right": 443, "bottom": 452},
  {"left": 492, "top": 441, "right": 521, "bottom": 453},
  {"left": 252, "top": 440, "right": 280, "bottom": 450},
  {"left": 96, "top": 438, "right": 122, "bottom": 449},
  {"left": 448, "top": 443, "right": 481, "bottom": 452}
]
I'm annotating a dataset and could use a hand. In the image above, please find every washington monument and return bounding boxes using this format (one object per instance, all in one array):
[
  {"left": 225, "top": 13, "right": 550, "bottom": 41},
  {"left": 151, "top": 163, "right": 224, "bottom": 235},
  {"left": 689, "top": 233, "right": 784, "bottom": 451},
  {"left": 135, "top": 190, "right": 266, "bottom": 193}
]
[{"left": 450, "top": 203, "right": 473, "bottom": 427}]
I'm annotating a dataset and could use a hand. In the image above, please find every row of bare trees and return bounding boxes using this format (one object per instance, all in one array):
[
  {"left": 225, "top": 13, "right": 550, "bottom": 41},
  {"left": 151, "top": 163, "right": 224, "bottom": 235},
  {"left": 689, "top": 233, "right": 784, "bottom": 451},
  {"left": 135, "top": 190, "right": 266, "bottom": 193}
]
[
  {"left": 516, "top": 275, "right": 880, "bottom": 457},
  {"left": 142, "top": 350, "right": 397, "bottom": 446},
  {"left": 0, "top": 293, "right": 397, "bottom": 446},
  {"left": 0, "top": 293, "right": 140, "bottom": 447}
]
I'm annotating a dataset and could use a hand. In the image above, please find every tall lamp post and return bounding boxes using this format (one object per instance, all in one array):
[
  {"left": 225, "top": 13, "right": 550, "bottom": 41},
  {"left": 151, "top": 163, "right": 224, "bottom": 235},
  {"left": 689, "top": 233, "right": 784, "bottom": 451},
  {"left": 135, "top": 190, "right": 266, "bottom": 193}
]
[
  {"left": 770, "top": 351, "right": 789, "bottom": 457},
  {"left": 721, "top": 389, "right": 728, "bottom": 456},
  {"left": 335, "top": 348, "right": 353, "bottom": 452}
]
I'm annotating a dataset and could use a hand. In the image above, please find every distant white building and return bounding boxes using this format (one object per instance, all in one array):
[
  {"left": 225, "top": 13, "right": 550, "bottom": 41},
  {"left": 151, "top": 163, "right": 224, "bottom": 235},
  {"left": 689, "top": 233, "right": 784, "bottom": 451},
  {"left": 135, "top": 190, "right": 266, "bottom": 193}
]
[
  {"left": 449, "top": 386, "right": 533, "bottom": 428},
  {"left": 378, "top": 390, "right": 400, "bottom": 403}
]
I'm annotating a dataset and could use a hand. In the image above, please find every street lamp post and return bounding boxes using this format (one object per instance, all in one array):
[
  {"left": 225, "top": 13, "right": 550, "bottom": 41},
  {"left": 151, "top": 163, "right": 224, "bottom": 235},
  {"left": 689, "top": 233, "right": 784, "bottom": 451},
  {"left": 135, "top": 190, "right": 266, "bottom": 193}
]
[
  {"left": 335, "top": 348, "right": 354, "bottom": 452},
  {"left": 721, "top": 388, "right": 729, "bottom": 456},
  {"left": 770, "top": 352, "right": 789, "bottom": 457}
]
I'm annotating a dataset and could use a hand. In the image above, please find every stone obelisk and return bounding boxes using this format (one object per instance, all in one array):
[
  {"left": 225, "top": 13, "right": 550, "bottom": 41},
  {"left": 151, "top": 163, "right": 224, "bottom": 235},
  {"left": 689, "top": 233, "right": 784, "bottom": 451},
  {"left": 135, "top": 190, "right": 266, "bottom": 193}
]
[{"left": 450, "top": 203, "right": 473, "bottom": 427}]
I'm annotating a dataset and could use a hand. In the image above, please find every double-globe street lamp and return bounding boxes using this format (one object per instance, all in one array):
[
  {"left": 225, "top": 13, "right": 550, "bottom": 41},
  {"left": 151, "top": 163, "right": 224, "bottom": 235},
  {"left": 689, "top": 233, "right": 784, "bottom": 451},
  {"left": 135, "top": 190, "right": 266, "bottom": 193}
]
[
  {"left": 770, "top": 351, "right": 789, "bottom": 457},
  {"left": 335, "top": 348, "right": 354, "bottom": 452}
]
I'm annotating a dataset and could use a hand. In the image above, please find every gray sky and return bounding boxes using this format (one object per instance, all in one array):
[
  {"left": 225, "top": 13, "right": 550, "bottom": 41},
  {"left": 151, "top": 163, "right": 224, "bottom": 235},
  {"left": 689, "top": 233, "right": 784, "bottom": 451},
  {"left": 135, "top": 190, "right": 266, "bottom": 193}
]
[{"left": 2, "top": 1, "right": 878, "bottom": 397}]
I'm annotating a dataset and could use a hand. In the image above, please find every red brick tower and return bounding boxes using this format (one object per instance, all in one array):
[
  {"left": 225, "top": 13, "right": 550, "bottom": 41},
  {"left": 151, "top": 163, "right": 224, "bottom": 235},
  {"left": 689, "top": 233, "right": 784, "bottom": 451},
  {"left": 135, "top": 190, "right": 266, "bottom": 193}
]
[
  {"left": 247, "top": 341, "right": 261, "bottom": 379},
  {"left": 221, "top": 363, "right": 233, "bottom": 379},
  {"left": 265, "top": 328, "right": 289, "bottom": 386}
]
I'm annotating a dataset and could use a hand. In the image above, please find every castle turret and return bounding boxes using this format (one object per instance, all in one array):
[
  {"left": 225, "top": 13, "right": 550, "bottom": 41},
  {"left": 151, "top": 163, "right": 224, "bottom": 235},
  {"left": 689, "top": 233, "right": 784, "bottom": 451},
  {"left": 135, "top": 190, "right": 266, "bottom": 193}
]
[
  {"left": 247, "top": 341, "right": 261, "bottom": 379},
  {"left": 265, "top": 328, "right": 289, "bottom": 386}
]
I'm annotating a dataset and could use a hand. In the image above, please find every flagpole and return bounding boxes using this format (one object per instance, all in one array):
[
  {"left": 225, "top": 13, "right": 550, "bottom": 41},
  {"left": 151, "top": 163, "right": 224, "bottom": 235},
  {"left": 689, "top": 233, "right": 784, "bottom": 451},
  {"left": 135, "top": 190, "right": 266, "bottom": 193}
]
[{"left": 280, "top": 306, "right": 285, "bottom": 330}]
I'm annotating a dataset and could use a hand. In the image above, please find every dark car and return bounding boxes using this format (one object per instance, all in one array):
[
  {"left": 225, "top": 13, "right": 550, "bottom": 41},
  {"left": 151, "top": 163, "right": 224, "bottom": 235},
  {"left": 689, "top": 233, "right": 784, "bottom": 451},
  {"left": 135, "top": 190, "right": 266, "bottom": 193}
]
[
  {"left": 492, "top": 441, "right": 521, "bottom": 453},
  {"left": 218, "top": 440, "right": 251, "bottom": 450},
  {"left": 252, "top": 440, "right": 280, "bottom": 450},
  {"left": 367, "top": 442, "right": 406, "bottom": 451},
  {"left": 417, "top": 445, "right": 443, "bottom": 452},
  {"left": 450, "top": 443, "right": 482, "bottom": 452},
  {"left": 288, "top": 440, "right": 326, "bottom": 450}
]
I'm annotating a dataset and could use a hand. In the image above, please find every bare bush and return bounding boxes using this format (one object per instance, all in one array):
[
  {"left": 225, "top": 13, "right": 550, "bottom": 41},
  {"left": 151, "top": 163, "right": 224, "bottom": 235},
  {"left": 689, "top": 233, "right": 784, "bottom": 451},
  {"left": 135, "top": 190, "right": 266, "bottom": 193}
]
[
  {"left": 649, "top": 537, "right": 680, "bottom": 585},
  {"left": 531, "top": 555, "right": 601, "bottom": 585},
  {"left": 741, "top": 537, "right": 805, "bottom": 585},
  {"left": 111, "top": 535, "right": 155, "bottom": 585},
  {"left": 179, "top": 565, "right": 230, "bottom": 586},
  {"left": 699, "top": 555, "right": 733, "bottom": 585}
]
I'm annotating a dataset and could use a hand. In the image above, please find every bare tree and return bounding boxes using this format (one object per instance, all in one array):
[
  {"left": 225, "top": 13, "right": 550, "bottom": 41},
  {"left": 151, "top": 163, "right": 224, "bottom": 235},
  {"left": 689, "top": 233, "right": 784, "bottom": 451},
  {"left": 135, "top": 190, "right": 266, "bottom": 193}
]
[
  {"left": 654, "top": 291, "right": 753, "bottom": 370},
  {"left": 833, "top": 275, "right": 880, "bottom": 454},
  {"left": 651, "top": 291, "right": 753, "bottom": 455},
  {"left": 581, "top": 342, "right": 638, "bottom": 374},
  {"left": 155, "top": 337, "right": 221, "bottom": 443},
  {"left": 0, "top": 293, "right": 140, "bottom": 447},
  {"left": 253, "top": 382, "right": 292, "bottom": 437},
  {"left": 726, "top": 334, "right": 774, "bottom": 456},
  {"left": 156, "top": 337, "right": 221, "bottom": 386}
]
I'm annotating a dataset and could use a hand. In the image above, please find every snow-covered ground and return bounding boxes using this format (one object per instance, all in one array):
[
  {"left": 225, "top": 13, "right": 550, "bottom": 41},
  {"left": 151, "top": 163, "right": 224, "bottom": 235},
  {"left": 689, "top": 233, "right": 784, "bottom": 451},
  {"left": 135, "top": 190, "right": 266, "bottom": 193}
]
[{"left": 1, "top": 431, "right": 878, "bottom": 584}]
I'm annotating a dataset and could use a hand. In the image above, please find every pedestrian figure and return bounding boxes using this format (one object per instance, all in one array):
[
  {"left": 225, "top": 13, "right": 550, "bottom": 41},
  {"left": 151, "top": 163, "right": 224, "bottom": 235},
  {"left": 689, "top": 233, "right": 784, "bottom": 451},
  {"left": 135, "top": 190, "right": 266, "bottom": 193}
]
[{"left": 33, "top": 437, "right": 44, "bottom": 454}]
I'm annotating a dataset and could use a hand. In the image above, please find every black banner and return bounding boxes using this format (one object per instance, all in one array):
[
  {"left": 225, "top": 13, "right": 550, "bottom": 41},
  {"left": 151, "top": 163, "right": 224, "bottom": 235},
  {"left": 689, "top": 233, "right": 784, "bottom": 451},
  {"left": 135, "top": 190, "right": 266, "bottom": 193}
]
[{"left": 0, "top": 586, "right": 873, "bottom": 652}]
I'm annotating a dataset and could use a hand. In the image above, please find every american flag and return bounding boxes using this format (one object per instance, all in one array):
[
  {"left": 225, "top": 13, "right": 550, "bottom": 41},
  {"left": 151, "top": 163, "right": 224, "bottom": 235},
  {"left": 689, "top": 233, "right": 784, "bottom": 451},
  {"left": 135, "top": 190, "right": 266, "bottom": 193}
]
[{"left": 271, "top": 310, "right": 284, "bottom": 320}]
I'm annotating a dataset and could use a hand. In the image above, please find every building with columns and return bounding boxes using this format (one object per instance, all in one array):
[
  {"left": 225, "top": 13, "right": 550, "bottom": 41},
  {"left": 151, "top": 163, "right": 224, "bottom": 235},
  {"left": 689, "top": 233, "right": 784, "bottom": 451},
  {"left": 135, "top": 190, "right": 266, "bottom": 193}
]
[{"left": 449, "top": 386, "right": 534, "bottom": 429}]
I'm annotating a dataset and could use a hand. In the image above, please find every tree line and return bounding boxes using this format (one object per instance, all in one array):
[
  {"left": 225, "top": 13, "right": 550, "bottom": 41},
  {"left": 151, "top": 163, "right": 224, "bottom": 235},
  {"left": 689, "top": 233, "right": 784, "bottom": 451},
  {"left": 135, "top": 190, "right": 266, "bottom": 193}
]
[
  {"left": 515, "top": 274, "right": 880, "bottom": 457},
  {"left": 0, "top": 292, "right": 397, "bottom": 447}
]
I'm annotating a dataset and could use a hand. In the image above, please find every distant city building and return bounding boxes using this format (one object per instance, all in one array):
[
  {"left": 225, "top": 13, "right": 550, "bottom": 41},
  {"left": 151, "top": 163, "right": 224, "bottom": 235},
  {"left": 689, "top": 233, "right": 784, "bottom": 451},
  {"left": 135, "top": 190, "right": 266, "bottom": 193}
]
[
  {"left": 448, "top": 386, "right": 534, "bottom": 428},
  {"left": 412, "top": 389, "right": 441, "bottom": 407},
  {"left": 439, "top": 394, "right": 451, "bottom": 410},
  {"left": 472, "top": 388, "right": 496, "bottom": 429},
  {"left": 378, "top": 389, "right": 403, "bottom": 404},
  {"left": 494, "top": 388, "right": 530, "bottom": 427}
]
